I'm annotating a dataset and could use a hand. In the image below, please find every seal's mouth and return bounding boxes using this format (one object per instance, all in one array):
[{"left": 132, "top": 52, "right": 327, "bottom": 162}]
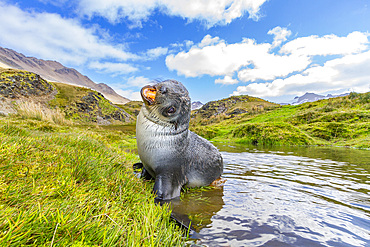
[{"left": 141, "top": 85, "right": 157, "bottom": 105}]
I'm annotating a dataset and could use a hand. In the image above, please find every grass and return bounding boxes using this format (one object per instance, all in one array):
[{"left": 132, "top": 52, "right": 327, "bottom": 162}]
[
  {"left": 16, "top": 100, "right": 73, "bottom": 126},
  {"left": 0, "top": 116, "right": 185, "bottom": 246},
  {"left": 48, "top": 82, "right": 131, "bottom": 124},
  {"left": 190, "top": 92, "right": 370, "bottom": 149}
]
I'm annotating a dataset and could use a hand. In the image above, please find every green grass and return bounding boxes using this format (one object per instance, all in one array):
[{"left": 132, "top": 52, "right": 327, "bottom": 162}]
[
  {"left": 190, "top": 95, "right": 279, "bottom": 125},
  {"left": 190, "top": 92, "right": 370, "bottom": 149},
  {"left": 116, "top": 101, "right": 142, "bottom": 119},
  {"left": 0, "top": 116, "right": 185, "bottom": 246}
]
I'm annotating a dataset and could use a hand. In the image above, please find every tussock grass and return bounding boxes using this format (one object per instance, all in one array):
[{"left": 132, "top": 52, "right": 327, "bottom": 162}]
[
  {"left": 0, "top": 118, "right": 184, "bottom": 246},
  {"left": 16, "top": 100, "right": 73, "bottom": 126}
]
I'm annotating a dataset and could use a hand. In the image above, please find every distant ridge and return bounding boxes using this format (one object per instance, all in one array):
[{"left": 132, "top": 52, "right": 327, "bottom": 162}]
[
  {"left": 191, "top": 101, "right": 203, "bottom": 110},
  {"left": 287, "top": 92, "right": 350, "bottom": 105},
  {"left": 0, "top": 47, "right": 129, "bottom": 104}
]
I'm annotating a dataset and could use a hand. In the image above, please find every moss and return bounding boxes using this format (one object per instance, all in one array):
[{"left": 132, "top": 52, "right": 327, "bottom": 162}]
[
  {"left": 49, "top": 83, "right": 131, "bottom": 124},
  {"left": 0, "top": 69, "right": 55, "bottom": 98}
]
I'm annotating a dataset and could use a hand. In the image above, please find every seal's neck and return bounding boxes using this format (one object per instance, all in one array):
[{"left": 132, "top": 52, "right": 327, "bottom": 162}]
[{"left": 140, "top": 105, "right": 189, "bottom": 135}]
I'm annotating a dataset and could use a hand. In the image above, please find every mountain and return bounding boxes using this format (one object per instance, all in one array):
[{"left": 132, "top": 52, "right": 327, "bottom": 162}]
[
  {"left": 0, "top": 47, "right": 129, "bottom": 104},
  {"left": 191, "top": 101, "right": 203, "bottom": 110},
  {"left": 289, "top": 92, "right": 350, "bottom": 105},
  {"left": 0, "top": 68, "right": 132, "bottom": 123}
]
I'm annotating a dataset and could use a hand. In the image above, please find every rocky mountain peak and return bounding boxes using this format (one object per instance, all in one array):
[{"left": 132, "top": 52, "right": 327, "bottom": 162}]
[{"left": 0, "top": 47, "right": 129, "bottom": 104}]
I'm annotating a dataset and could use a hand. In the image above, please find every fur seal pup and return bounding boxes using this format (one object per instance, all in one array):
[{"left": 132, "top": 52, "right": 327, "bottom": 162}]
[{"left": 136, "top": 79, "right": 223, "bottom": 200}]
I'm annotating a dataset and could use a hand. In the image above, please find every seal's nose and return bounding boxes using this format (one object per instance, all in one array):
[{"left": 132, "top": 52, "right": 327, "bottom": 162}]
[{"left": 141, "top": 85, "right": 157, "bottom": 105}]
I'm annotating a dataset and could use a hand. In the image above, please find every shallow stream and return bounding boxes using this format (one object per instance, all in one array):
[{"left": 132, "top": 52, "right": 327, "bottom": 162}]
[{"left": 171, "top": 144, "right": 370, "bottom": 246}]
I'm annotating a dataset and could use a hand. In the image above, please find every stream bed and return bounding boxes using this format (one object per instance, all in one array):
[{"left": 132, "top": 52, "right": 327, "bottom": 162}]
[{"left": 171, "top": 144, "right": 370, "bottom": 246}]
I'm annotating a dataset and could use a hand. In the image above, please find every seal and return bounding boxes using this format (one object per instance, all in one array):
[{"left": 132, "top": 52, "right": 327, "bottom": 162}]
[{"left": 136, "top": 79, "right": 223, "bottom": 200}]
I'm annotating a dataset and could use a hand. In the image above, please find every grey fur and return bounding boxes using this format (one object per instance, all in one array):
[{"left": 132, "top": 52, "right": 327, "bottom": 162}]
[{"left": 136, "top": 80, "right": 223, "bottom": 200}]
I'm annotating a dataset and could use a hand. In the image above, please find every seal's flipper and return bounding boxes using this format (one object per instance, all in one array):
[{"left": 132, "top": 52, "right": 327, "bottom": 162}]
[
  {"left": 133, "top": 162, "right": 144, "bottom": 170},
  {"left": 141, "top": 167, "right": 154, "bottom": 180},
  {"left": 133, "top": 163, "right": 154, "bottom": 180},
  {"left": 153, "top": 175, "right": 181, "bottom": 200}
]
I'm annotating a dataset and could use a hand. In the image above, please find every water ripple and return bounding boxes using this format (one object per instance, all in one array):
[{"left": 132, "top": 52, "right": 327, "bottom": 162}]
[{"left": 178, "top": 145, "right": 370, "bottom": 246}]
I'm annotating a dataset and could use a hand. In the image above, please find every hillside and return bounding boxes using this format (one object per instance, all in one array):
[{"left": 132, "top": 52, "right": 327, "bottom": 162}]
[
  {"left": 191, "top": 95, "right": 279, "bottom": 125},
  {"left": 190, "top": 92, "right": 370, "bottom": 149},
  {"left": 0, "top": 68, "right": 132, "bottom": 125},
  {"left": 0, "top": 47, "right": 129, "bottom": 104}
]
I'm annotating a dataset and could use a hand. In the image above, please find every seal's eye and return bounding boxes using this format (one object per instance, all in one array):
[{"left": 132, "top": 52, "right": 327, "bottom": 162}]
[
  {"left": 167, "top": 106, "right": 176, "bottom": 114},
  {"left": 159, "top": 86, "right": 167, "bottom": 94}
]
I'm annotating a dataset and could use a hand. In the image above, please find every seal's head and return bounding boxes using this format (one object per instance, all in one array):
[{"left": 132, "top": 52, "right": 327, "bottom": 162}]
[{"left": 140, "top": 80, "right": 191, "bottom": 130}]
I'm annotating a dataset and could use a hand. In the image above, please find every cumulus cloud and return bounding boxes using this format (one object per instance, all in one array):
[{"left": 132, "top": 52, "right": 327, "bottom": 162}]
[
  {"left": 268, "top": 26, "right": 292, "bottom": 48},
  {"left": 0, "top": 2, "right": 136, "bottom": 66},
  {"left": 232, "top": 50, "right": 370, "bottom": 100},
  {"left": 215, "top": 75, "right": 239, "bottom": 85},
  {"left": 167, "top": 28, "right": 370, "bottom": 100},
  {"left": 77, "top": 0, "right": 268, "bottom": 28},
  {"left": 280, "top": 31, "right": 369, "bottom": 56},
  {"left": 0, "top": 2, "right": 171, "bottom": 77},
  {"left": 166, "top": 33, "right": 311, "bottom": 82}
]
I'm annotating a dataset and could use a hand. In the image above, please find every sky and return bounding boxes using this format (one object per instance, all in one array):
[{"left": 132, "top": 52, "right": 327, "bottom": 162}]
[{"left": 0, "top": 0, "right": 369, "bottom": 103}]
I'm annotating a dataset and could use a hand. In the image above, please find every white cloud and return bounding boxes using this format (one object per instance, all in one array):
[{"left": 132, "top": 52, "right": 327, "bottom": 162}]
[
  {"left": 166, "top": 27, "right": 370, "bottom": 101},
  {"left": 144, "top": 47, "right": 168, "bottom": 60},
  {"left": 167, "top": 28, "right": 370, "bottom": 100},
  {"left": 198, "top": 35, "right": 221, "bottom": 48},
  {"left": 185, "top": 40, "right": 194, "bottom": 48},
  {"left": 126, "top": 76, "right": 152, "bottom": 87},
  {"left": 268, "top": 26, "right": 292, "bottom": 48},
  {"left": 280, "top": 31, "right": 369, "bottom": 56},
  {"left": 88, "top": 61, "right": 138, "bottom": 75},
  {"left": 77, "top": 0, "right": 268, "bottom": 28},
  {"left": 215, "top": 75, "right": 239, "bottom": 85},
  {"left": 0, "top": 2, "right": 136, "bottom": 67},
  {"left": 114, "top": 88, "right": 142, "bottom": 101},
  {"left": 166, "top": 33, "right": 311, "bottom": 81},
  {"left": 232, "top": 50, "right": 370, "bottom": 101}
]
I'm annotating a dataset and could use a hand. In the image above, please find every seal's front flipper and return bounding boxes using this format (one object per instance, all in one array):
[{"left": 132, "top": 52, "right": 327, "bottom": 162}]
[
  {"left": 141, "top": 167, "right": 154, "bottom": 180},
  {"left": 153, "top": 175, "right": 181, "bottom": 200},
  {"left": 133, "top": 163, "right": 154, "bottom": 180},
  {"left": 133, "top": 162, "right": 144, "bottom": 170}
]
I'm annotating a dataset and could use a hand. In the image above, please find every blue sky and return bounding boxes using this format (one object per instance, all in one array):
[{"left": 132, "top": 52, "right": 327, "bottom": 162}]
[{"left": 0, "top": 0, "right": 369, "bottom": 103}]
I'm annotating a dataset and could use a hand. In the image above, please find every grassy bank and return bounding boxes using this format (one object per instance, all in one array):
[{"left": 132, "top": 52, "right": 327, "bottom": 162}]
[
  {"left": 0, "top": 115, "right": 184, "bottom": 246},
  {"left": 190, "top": 92, "right": 370, "bottom": 149}
]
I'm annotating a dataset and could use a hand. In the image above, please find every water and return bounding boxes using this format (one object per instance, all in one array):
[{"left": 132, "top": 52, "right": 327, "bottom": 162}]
[{"left": 171, "top": 144, "right": 370, "bottom": 246}]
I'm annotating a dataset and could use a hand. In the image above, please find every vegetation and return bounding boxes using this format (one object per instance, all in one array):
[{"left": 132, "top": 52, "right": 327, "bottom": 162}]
[
  {"left": 190, "top": 92, "right": 370, "bottom": 149},
  {"left": 0, "top": 68, "right": 55, "bottom": 98},
  {"left": 49, "top": 82, "right": 131, "bottom": 124},
  {"left": 117, "top": 101, "right": 142, "bottom": 119},
  {"left": 1, "top": 67, "right": 369, "bottom": 246},
  {"left": 0, "top": 114, "right": 185, "bottom": 246},
  {"left": 191, "top": 95, "right": 279, "bottom": 125}
]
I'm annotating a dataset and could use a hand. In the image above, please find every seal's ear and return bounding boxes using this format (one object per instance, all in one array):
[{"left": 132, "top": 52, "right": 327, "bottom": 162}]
[{"left": 141, "top": 85, "right": 157, "bottom": 105}]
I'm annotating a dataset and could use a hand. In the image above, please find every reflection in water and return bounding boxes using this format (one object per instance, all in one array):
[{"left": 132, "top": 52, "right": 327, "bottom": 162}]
[{"left": 173, "top": 144, "right": 370, "bottom": 246}]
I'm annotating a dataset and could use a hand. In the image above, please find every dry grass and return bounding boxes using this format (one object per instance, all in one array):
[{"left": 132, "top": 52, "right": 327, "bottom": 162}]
[{"left": 16, "top": 100, "right": 73, "bottom": 126}]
